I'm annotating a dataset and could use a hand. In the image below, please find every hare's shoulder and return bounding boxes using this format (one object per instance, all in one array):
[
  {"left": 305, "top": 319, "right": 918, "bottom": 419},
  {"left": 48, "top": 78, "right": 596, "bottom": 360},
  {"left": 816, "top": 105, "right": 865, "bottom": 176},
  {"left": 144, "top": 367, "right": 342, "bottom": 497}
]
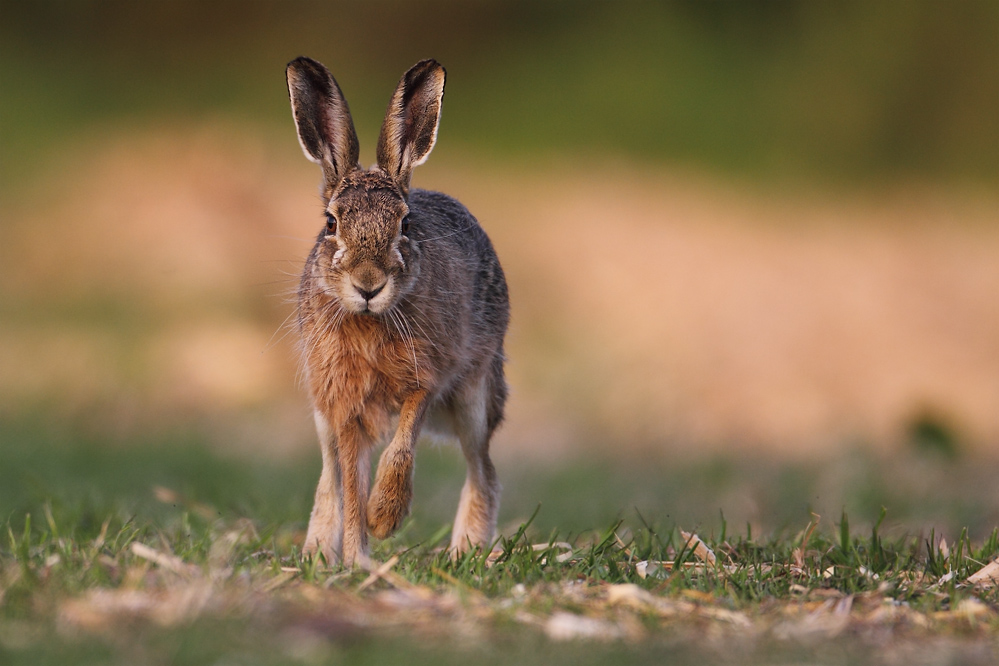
[
  {"left": 408, "top": 188, "right": 495, "bottom": 251},
  {"left": 409, "top": 189, "right": 476, "bottom": 225}
]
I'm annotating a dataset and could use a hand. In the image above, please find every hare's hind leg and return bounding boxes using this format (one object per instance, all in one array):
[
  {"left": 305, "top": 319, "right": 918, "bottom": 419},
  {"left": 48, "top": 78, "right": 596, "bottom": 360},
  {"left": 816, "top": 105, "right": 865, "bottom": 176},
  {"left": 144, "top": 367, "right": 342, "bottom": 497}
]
[
  {"left": 304, "top": 410, "right": 343, "bottom": 564},
  {"left": 450, "top": 365, "right": 505, "bottom": 553}
]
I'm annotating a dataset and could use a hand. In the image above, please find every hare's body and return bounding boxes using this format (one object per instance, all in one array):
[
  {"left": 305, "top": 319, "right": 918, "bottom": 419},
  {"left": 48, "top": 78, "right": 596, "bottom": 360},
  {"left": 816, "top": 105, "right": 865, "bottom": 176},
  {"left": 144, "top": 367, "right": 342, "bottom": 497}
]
[{"left": 287, "top": 58, "right": 508, "bottom": 566}]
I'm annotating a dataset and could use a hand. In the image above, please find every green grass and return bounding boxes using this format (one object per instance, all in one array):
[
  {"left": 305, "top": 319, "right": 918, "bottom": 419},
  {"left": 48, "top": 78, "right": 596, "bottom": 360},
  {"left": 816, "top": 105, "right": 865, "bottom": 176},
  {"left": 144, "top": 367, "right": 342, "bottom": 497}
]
[
  {"left": 2, "top": 415, "right": 999, "bottom": 664},
  {"left": 5, "top": 412, "right": 999, "bottom": 544},
  {"left": 2, "top": 492, "right": 998, "bottom": 664}
]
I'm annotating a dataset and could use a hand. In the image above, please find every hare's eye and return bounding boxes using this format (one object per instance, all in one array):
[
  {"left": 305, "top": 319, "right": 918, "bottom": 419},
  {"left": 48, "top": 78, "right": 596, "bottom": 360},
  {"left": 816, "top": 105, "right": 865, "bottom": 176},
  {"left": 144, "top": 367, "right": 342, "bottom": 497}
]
[
  {"left": 401, "top": 215, "right": 410, "bottom": 235},
  {"left": 325, "top": 213, "right": 337, "bottom": 235}
]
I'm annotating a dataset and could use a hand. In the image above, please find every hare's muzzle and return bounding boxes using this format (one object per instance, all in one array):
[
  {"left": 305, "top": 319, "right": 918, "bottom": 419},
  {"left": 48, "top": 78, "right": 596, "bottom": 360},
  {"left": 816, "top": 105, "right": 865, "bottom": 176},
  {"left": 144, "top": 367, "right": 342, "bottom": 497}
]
[{"left": 347, "top": 262, "right": 390, "bottom": 311}]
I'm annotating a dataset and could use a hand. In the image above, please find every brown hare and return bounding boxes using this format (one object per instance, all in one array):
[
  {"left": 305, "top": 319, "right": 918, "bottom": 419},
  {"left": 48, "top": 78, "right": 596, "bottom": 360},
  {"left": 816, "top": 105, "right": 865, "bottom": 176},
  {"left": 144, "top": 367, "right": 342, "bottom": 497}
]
[{"left": 286, "top": 57, "right": 509, "bottom": 567}]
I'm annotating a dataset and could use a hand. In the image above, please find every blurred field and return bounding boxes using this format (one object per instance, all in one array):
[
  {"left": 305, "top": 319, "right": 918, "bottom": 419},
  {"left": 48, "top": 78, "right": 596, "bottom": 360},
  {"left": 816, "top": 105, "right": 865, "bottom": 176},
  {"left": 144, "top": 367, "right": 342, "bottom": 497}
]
[
  {"left": 3, "top": 127, "right": 999, "bottom": 456},
  {"left": 2, "top": 0, "right": 998, "bottom": 543},
  {"left": 3, "top": 0, "right": 999, "bottom": 538},
  {"left": 2, "top": 2, "right": 999, "bottom": 662},
  {"left": 4, "top": 1, "right": 999, "bottom": 187},
  {"left": 2, "top": 126, "right": 999, "bottom": 542}
]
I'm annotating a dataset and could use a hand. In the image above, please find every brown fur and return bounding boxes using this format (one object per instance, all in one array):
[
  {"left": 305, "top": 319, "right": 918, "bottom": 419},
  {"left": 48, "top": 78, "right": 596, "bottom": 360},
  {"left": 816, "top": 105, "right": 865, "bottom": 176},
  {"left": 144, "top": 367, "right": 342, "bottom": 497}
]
[{"left": 287, "top": 57, "right": 510, "bottom": 566}]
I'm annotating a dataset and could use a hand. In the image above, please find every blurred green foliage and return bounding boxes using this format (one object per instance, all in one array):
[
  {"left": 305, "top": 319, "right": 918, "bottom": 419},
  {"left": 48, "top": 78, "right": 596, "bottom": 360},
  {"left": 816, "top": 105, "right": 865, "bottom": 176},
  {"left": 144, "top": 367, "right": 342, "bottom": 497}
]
[
  {"left": 3, "top": 0, "right": 998, "bottom": 189},
  {"left": 4, "top": 411, "right": 998, "bottom": 544},
  {"left": 907, "top": 410, "right": 962, "bottom": 460}
]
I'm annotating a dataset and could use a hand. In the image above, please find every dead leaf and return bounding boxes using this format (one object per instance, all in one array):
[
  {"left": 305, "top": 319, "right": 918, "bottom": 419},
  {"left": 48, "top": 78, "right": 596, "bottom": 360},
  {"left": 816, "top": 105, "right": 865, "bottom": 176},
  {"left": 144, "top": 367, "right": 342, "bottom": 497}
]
[
  {"left": 260, "top": 571, "right": 297, "bottom": 593},
  {"left": 607, "top": 583, "right": 655, "bottom": 608},
  {"left": 966, "top": 558, "right": 999, "bottom": 588},
  {"left": 635, "top": 559, "right": 745, "bottom": 579},
  {"left": 955, "top": 598, "right": 990, "bottom": 618},
  {"left": 357, "top": 555, "right": 402, "bottom": 592},
  {"left": 932, "top": 570, "right": 957, "bottom": 587},
  {"left": 130, "top": 542, "right": 198, "bottom": 577},
  {"left": 932, "top": 597, "right": 992, "bottom": 621},
  {"left": 698, "top": 606, "right": 753, "bottom": 627},
  {"left": 545, "top": 612, "right": 623, "bottom": 641},
  {"left": 680, "top": 589, "right": 713, "bottom": 603},
  {"left": 679, "top": 530, "right": 717, "bottom": 566},
  {"left": 774, "top": 595, "right": 853, "bottom": 641},
  {"left": 59, "top": 585, "right": 217, "bottom": 632},
  {"left": 534, "top": 542, "right": 575, "bottom": 564},
  {"left": 808, "top": 588, "right": 845, "bottom": 600},
  {"left": 635, "top": 560, "right": 668, "bottom": 579}
]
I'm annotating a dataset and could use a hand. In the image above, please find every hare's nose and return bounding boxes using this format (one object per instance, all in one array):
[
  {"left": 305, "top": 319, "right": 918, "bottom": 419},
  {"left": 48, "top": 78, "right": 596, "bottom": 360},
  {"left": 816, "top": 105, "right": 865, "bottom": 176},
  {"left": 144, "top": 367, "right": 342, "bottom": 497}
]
[
  {"left": 355, "top": 283, "right": 385, "bottom": 301},
  {"left": 351, "top": 263, "right": 387, "bottom": 301}
]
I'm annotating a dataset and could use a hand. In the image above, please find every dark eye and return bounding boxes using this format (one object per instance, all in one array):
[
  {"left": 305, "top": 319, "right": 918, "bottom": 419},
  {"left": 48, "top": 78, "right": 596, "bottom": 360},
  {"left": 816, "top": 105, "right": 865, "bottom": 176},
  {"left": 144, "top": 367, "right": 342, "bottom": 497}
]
[
  {"left": 325, "top": 213, "right": 337, "bottom": 235},
  {"left": 401, "top": 215, "right": 410, "bottom": 235}
]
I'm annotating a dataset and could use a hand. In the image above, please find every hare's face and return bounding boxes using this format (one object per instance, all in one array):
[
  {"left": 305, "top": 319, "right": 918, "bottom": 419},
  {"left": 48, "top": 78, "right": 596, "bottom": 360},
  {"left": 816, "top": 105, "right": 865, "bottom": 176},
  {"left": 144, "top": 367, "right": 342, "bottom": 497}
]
[
  {"left": 288, "top": 56, "right": 442, "bottom": 318},
  {"left": 313, "top": 171, "right": 419, "bottom": 315}
]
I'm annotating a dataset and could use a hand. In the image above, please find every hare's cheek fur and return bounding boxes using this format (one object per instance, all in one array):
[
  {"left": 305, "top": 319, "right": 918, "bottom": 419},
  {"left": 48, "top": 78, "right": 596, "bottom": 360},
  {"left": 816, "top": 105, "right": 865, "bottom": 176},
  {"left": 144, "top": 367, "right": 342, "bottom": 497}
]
[{"left": 310, "top": 246, "right": 345, "bottom": 301}]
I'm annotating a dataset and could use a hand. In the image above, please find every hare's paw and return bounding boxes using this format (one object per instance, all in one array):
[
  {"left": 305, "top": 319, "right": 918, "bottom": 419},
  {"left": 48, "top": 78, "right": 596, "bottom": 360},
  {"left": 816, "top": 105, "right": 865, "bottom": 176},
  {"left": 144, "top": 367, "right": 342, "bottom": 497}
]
[
  {"left": 366, "top": 488, "right": 410, "bottom": 539},
  {"left": 449, "top": 474, "right": 499, "bottom": 553},
  {"left": 366, "top": 453, "right": 414, "bottom": 539},
  {"left": 302, "top": 535, "right": 339, "bottom": 567}
]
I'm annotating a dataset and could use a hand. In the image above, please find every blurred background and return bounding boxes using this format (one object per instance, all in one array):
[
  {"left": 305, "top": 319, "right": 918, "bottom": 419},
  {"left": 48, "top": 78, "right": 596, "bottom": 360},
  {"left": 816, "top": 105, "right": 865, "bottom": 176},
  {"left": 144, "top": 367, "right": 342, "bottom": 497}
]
[{"left": 2, "top": 0, "right": 998, "bottom": 541}]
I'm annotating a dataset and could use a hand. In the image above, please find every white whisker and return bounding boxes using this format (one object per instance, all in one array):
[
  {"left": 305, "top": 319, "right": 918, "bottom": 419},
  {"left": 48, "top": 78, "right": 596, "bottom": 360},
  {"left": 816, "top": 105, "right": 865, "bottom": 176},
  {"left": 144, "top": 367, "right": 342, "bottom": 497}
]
[
  {"left": 416, "top": 224, "right": 477, "bottom": 243},
  {"left": 388, "top": 307, "right": 421, "bottom": 389}
]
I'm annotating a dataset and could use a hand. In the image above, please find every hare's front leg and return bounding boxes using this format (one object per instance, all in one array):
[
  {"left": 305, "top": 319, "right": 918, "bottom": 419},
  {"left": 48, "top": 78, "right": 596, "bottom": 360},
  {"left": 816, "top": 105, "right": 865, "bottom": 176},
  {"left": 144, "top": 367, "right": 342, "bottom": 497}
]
[
  {"left": 304, "top": 410, "right": 342, "bottom": 563},
  {"left": 450, "top": 376, "right": 501, "bottom": 553},
  {"left": 368, "top": 390, "right": 431, "bottom": 539},
  {"left": 337, "top": 418, "right": 372, "bottom": 567}
]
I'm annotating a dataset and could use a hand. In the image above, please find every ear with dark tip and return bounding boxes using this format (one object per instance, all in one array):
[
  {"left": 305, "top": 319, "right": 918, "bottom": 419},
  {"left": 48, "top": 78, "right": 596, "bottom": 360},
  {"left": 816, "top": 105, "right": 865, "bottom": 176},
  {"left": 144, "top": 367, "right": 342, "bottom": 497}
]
[
  {"left": 376, "top": 59, "right": 446, "bottom": 195},
  {"left": 286, "top": 56, "right": 360, "bottom": 192}
]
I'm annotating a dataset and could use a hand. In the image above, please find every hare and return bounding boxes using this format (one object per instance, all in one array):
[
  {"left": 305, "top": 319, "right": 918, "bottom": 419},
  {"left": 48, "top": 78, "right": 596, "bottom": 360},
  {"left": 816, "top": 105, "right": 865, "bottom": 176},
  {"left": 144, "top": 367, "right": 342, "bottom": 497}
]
[{"left": 286, "top": 57, "right": 509, "bottom": 567}]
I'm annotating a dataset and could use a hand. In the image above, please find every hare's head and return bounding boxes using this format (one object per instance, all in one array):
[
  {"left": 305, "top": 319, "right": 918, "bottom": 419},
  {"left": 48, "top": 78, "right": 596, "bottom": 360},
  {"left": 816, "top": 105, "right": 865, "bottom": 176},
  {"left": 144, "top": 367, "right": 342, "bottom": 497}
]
[{"left": 287, "top": 57, "right": 445, "bottom": 315}]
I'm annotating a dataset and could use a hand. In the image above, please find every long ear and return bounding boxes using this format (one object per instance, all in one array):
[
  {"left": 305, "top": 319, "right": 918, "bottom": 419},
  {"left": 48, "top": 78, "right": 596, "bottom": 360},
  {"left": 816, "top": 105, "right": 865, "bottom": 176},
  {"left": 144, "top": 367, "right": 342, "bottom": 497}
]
[
  {"left": 376, "top": 59, "right": 446, "bottom": 194},
  {"left": 286, "top": 57, "right": 360, "bottom": 192}
]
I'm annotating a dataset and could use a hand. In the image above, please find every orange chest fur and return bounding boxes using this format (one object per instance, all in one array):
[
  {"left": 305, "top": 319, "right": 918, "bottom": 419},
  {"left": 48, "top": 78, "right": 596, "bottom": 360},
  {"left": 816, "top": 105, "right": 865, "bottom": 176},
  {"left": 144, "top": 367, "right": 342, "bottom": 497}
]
[{"left": 303, "top": 313, "right": 432, "bottom": 428}]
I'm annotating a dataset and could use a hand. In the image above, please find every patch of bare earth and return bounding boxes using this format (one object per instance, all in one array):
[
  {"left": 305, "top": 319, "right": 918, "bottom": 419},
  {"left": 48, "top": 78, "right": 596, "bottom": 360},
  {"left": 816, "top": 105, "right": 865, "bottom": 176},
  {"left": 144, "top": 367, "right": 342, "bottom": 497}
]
[{"left": 2, "top": 126, "right": 998, "bottom": 458}]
